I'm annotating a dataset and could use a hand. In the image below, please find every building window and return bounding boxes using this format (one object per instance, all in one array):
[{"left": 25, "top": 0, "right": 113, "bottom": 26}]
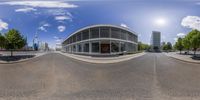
[
  {"left": 73, "top": 45, "right": 76, "bottom": 52},
  {"left": 82, "top": 29, "right": 89, "bottom": 40},
  {"left": 77, "top": 32, "right": 82, "bottom": 41},
  {"left": 72, "top": 35, "right": 76, "bottom": 42},
  {"left": 100, "top": 27, "right": 110, "bottom": 38},
  {"left": 120, "top": 42, "right": 126, "bottom": 52},
  {"left": 111, "top": 41, "right": 119, "bottom": 53},
  {"left": 111, "top": 28, "right": 121, "bottom": 39},
  {"left": 77, "top": 44, "right": 82, "bottom": 52},
  {"left": 92, "top": 41, "right": 99, "bottom": 53},
  {"left": 127, "top": 42, "right": 134, "bottom": 52},
  {"left": 83, "top": 42, "right": 89, "bottom": 52},
  {"left": 121, "top": 30, "right": 127, "bottom": 40},
  {"left": 127, "top": 32, "right": 134, "bottom": 42},
  {"left": 69, "top": 37, "right": 72, "bottom": 43},
  {"left": 90, "top": 27, "right": 99, "bottom": 38}
]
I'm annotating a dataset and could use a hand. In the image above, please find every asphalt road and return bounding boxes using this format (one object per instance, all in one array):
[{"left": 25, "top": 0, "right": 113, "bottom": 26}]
[{"left": 0, "top": 53, "right": 200, "bottom": 100}]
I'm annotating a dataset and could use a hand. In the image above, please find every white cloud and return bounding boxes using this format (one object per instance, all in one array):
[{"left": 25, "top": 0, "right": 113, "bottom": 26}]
[
  {"left": 38, "top": 23, "right": 50, "bottom": 32},
  {"left": 55, "top": 16, "right": 71, "bottom": 21},
  {"left": 120, "top": 23, "right": 128, "bottom": 28},
  {"left": 177, "top": 33, "right": 185, "bottom": 37},
  {"left": 15, "top": 7, "right": 37, "bottom": 13},
  {"left": 58, "top": 25, "right": 66, "bottom": 32},
  {"left": 43, "top": 23, "right": 50, "bottom": 27},
  {"left": 38, "top": 26, "right": 47, "bottom": 32},
  {"left": 0, "top": 19, "right": 8, "bottom": 31},
  {"left": 0, "top": 1, "right": 78, "bottom": 8},
  {"left": 181, "top": 16, "right": 200, "bottom": 31}
]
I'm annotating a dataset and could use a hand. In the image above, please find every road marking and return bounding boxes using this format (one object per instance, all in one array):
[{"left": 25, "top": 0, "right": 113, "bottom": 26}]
[{"left": 152, "top": 54, "right": 165, "bottom": 100}]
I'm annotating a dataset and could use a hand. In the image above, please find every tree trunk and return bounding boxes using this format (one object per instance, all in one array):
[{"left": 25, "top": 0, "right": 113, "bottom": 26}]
[
  {"left": 187, "top": 49, "right": 189, "bottom": 55},
  {"left": 194, "top": 50, "right": 196, "bottom": 57},
  {"left": 180, "top": 50, "right": 181, "bottom": 54},
  {"left": 10, "top": 50, "right": 13, "bottom": 57}
]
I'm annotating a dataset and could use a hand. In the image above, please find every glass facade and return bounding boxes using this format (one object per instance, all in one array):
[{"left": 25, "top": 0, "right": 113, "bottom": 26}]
[
  {"left": 62, "top": 25, "right": 138, "bottom": 55},
  {"left": 90, "top": 28, "right": 99, "bottom": 39},
  {"left": 77, "top": 44, "right": 82, "bottom": 52},
  {"left": 100, "top": 27, "right": 110, "bottom": 38},
  {"left": 111, "top": 41, "right": 119, "bottom": 53},
  {"left": 111, "top": 28, "right": 121, "bottom": 39},
  {"left": 83, "top": 42, "right": 89, "bottom": 52},
  {"left": 91, "top": 41, "right": 100, "bottom": 53},
  {"left": 82, "top": 29, "right": 89, "bottom": 40}
]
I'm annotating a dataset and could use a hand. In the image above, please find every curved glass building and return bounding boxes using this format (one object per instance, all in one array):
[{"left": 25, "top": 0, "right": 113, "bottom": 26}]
[{"left": 62, "top": 24, "right": 138, "bottom": 56}]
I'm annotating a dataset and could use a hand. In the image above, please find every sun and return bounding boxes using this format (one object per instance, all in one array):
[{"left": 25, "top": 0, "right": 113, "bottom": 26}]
[{"left": 155, "top": 18, "right": 167, "bottom": 26}]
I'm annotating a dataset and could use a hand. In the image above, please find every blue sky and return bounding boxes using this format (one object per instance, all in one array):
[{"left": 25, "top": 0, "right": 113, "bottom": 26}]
[{"left": 0, "top": 0, "right": 200, "bottom": 48}]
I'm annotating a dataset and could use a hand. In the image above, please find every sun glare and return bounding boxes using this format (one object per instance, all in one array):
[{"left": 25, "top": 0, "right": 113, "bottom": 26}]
[{"left": 155, "top": 18, "right": 167, "bottom": 26}]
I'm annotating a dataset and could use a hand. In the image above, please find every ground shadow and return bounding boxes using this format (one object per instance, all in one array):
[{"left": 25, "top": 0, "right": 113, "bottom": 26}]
[
  {"left": 0, "top": 55, "right": 35, "bottom": 62},
  {"left": 191, "top": 55, "right": 200, "bottom": 60}
]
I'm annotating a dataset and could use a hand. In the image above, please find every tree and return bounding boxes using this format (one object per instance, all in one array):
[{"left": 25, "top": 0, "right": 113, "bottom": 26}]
[
  {"left": 186, "top": 29, "right": 200, "bottom": 56},
  {"left": 138, "top": 42, "right": 150, "bottom": 51},
  {"left": 191, "top": 33, "right": 200, "bottom": 56},
  {"left": 0, "top": 33, "right": 6, "bottom": 50},
  {"left": 138, "top": 42, "right": 143, "bottom": 51},
  {"left": 162, "top": 42, "right": 172, "bottom": 52},
  {"left": 166, "top": 42, "right": 172, "bottom": 51},
  {"left": 175, "top": 38, "right": 184, "bottom": 54},
  {"left": 4, "top": 29, "right": 26, "bottom": 56},
  {"left": 182, "top": 36, "right": 191, "bottom": 54}
]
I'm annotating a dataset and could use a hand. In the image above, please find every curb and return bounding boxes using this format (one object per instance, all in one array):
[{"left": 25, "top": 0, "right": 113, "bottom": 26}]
[
  {"left": 164, "top": 53, "right": 200, "bottom": 64},
  {"left": 0, "top": 53, "right": 48, "bottom": 64},
  {"left": 58, "top": 52, "right": 146, "bottom": 64}
]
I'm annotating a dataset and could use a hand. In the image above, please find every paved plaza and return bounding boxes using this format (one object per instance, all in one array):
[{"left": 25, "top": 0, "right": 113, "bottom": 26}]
[{"left": 0, "top": 53, "right": 200, "bottom": 100}]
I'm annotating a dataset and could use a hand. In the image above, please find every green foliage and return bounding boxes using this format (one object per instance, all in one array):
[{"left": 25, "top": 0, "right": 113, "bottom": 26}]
[
  {"left": 191, "top": 32, "right": 200, "bottom": 55},
  {"left": 162, "top": 42, "right": 172, "bottom": 51},
  {"left": 182, "top": 35, "right": 191, "bottom": 51},
  {"left": 0, "top": 33, "right": 6, "bottom": 49},
  {"left": 175, "top": 38, "right": 184, "bottom": 54},
  {"left": 138, "top": 42, "right": 150, "bottom": 51},
  {"left": 0, "top": 29, "right": 26, "bottom": 56},
  {"left": 4, "top": 29, "right": 26, "bottom": 50},
  {"left": 175, "top": 29, "right": 200, "bottom": 55}
]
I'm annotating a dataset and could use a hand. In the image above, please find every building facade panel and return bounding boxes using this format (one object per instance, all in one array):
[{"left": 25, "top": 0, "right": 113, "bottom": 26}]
[{"left": 62, "top": 25, "right": 138, "bottom": 56}]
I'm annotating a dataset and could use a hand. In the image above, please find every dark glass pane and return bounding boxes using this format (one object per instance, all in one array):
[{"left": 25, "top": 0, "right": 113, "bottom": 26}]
[
  {"left": 77, "top": 44, "right": 82, "bottom": 52},
  {"left": 72, "top": 35, "right": 76, "bottom": 42},
  {"left": 77, "top": 32, "right": 82, "bottom": 41},
  {"left": 121, "top": 42, "right": 126, "bottom": 52},
  {"left": 83, "top": 43, "right": 89, "bottom": 52},
  {"left": 73, "top": 45, "right": 76, "bottom": 52},
  {"left": 111, "top": 28, "right": 121, "bottom": 39},
  {"left": 69, "top": 37, "right": 73, "bottom": 43},
  {"left": 128, "top": 32, "right": 134, "bottom": 42},
  {"left": 90, "top": 28, "right": 99, "bottom": 38},
  {"left": 100, "top": 27, "right": 110, "bottom": 38},
  {"left": 92, "top": 42, "right": 99, "bottom": 53},
  {"left": 126, "top": 42, "right": 134, "bottom": 52},
  {"left": 82, "top": 29, "right": 89, "bottom": 40},
  {"left": 121, "top": 30, "right": 127, "bottom": 40},
  {"left": 111, "top": 41, "right": 119, "bottom": 53}
]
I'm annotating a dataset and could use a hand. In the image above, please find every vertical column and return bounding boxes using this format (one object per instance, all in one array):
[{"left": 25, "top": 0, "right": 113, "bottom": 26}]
[{"left": 89, "top": 28, "right": 91, "bottom": 54}]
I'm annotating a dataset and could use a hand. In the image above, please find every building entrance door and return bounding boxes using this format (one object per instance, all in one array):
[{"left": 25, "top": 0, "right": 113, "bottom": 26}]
[{"left": 101, "top": 44, "right": 110, "bottom": 53}]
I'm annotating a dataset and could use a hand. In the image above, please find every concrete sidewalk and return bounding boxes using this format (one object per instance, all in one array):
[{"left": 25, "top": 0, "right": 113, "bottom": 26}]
[
  {"left": 164, "top": 52, "right": 200, "bottom": 64},
  {"left": 57, "top": 52, "right": 146, "bottom": 64}
]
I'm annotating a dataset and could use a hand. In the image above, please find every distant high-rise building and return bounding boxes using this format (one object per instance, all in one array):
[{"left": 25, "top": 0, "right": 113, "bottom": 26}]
[
  {"left": 150, "top": 31, "right": 161, "bottom": 52},
  {"left": 39, "top": 42, "right": 49, "bottom": 51}
]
